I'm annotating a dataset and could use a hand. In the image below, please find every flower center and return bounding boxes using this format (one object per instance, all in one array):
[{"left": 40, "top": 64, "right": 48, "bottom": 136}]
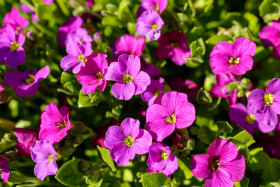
[
  {"left": 264, "top": 93, "right": 274, "bottom": 106},
  {"left": 170, "top": 42, "right": 180, "bottom": 48},
  {"left": 165, "top": 114, "right": 176, "bottom": 123},
  {"left": 122, "top": 74, "right": 133, "bottom": 83},
  {"left": 210, "top": 158, "right": 220, "bottom": 171},
  {"left": 57, "top": 121, "right": 67, "bottom": 128},
  {"left": 154, "top": 3, "right": 159, "bottom": 11},
  {"left": 153, "top": 89, "right": 162, "bottom": 97},
  {"left": 10, "top": 41, "right": 19, "bottom": 51},
  {"left": 48, "top": 154, "right": 54, "bottom": 163},
  {"left": 228, "top": 57, "right": 240, "bottom": 65},
  {"left": 245, "top": 114, "right": 256, "bottom": 124},
  {"left": 151, "top": 24, "right": 158, "bottom": 30},
  {"left": 123, "top": 136, "right": 134, "bottom": 147},
  {"left": 77, "top": 54, "right": 84, "bottom": 62},
  {"left": 96, "top": 71, "right": 103, "bottom": 81},
  {"left": 161, "top": 151, "right": 168, "bottom": 160},
  {"left": 25, "top": 74, "right": 35, "bottom": 84}
]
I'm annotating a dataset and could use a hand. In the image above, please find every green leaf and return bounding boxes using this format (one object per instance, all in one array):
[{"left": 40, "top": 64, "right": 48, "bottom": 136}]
[
  {"left": 259, "top": 0, "right": 280, "bottom": 23},
  {"left": 36, "top": 3, "right": 57, "bottom": 21},
  {"left": 230, "top": 130, "right": 255, "bottom": 148},
  {"left": 206, "top": 35, "right": 230, "bottom": 46},
  {"left": 142, "top": 173, "right": 171, "bottom": 187},
  {"left": 234, "top": 176, "right": 249, "bottom": 187},
  {"left": 262, "top": 159, "right": 280, "bottom": 183},
  {"left": 55, "top": 0, "right": 70, "bottom": 16},
  {"left": 78, "top": 90, "right": 102, "bottom": 108},
  {"left": 61, "top": 72, "right": 73, "bottom": 84},
  {"left": 102, "top": 16, "right": 120, "bottom": 27},
  {"left": 97, "top": 146, "right": 116, "bottom": 172},
  {"left": 8, "top": 171, "right": 41, "bottom": 185},
  {"left": 271, "top": 182, "right": 280, "bottom": 187},
  {"left": 248, "top": 148, "right": 272, "bottom": 171},
  {"left": 222, "top": 12, "right": 241, "bottom": 27},
  {"left": 216, "top": 121, "right": 233, "bottom": 134},
  {"left": 197, "top": 126, "right": 216, "bottom": 145},
  {"left": 173, "top": 156, "right": 193, "bottom": 182}
]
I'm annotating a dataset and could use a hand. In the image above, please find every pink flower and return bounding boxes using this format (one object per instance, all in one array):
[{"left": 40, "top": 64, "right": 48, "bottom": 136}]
[
  {"left": 0, "top": 159, "right": 10, "bottom": 183},
  {"left": 105, "top": 54, "right": 151, "bottom": 100},
  {"left": 191, "top": 139, "right": 246, "bottom": 187},
  {"left": 145, "top": 91, "right": 196, "bottom": 141},
  {"left": 14, "top": 128, "right": 37, "bottom": 158},
  {"left": 77, "top": 53, "right": 108, "bottom": 94},
  {"left": 39, "top": 103, "right": 71, "bottom": 146},
  {"left": 137, "top": 0, "right": 168, "bottom": 17},
  {"left": 141, "top": 80, "right": 164, "bottom": 106},
  {"left": 141, "top": 59, "right": 161, "bottom": 80},
  {"left": 209, "top": 37, "right": 256, "bottom": 75},
  {"left": 156, "top": 30, "right": 191, "bottom": 66}
]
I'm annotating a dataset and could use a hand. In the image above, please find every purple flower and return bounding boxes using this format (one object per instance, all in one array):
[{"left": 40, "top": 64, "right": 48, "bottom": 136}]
[
  {"left": 140, "top": 0, "right": 168, "bottom": 14},
  {"left": 209, "top": 37, "right": 256, "bottom": 75},
  {"left": 146, "top": 91, "right": 196, "bottom": 141},
  {"left": 105, "top": 54, "right": 151, "bottom": 100},
  {"left": 141, "top": 59, "right": 161, "bottom": 80},
  {"left": 39, "top": 103, "right": 71, "bottom": 146},
  {"left": 20, "top": 3, "right": 34, "bottom": 13},
  {"left": 147, "top": 143, "right": 178, "bottom": 176},
  {"left": 136, "top": 10, "right": 164, "bottom": 41},
  {"left": 4, "top": 65, "right": 50, "bottom": 97},
  {"left": 77, "top": 53, "right": 108, "bottom": 94},
  {"left": 141, "top": 80, "right": 164, "bottom": 106},
  {"left": 60, "top": 38, "right": 93, "bottom": 74},
  {"left": 104, "top": 118, "right": 152, "bottom": 166},
  {"left": 0, "top": 25, "right": 26, "bottom": 68},
  {"left": 0, "top": 159, "right": 10, "bottom": 183},
  {"left": 191, "top": 138, "right": 245, "bottom": 187},
  {"left": 31, "top": 140, "right": 58, "bottom": 181},
  {"left": 65, "top": 27, "right": 93, "bottom": 45},
  {"left": 248, "top": 78, "right": 280, "bottom": 126},
  {"left": 156, "top": 30, "right": 191, "bottom": 66},
  {"left": 14, "top": 128, "right": 37, "bottom": 158},
  {"left": 167, "top": 78, "right": 200, "bottom": 99}
]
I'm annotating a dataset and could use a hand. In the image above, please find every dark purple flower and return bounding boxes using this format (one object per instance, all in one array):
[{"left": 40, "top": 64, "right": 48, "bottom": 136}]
[
  {"left": 167, "top": 78, "right": 200, "bottom": 99},
  {"left": 104, "top": 118, "right": 152, "bottom": 166},
  {"left": 0, "top": 25, "right": 26, "bottom": 68},
  {"left": 141, "top": 59, "right": 161, "bottom": 80},
  {"left": 136, "top": 10, "right": 164, "bottom": 41},
  {"left": 0, "top": 159, "right": 10, "bottom": 183},
  {"left": 147, "top": 143, "right": 178, "bottom": 176},
  {"left": 31, "top": 140, "right": 58, "bottom": 181},
  {"left": 191, "top": 139, "right": 245, "bottom": 187},
  {"left": 14, "top": 128, "right": 37, "bottom": 158},
  {"left": 141, "top": 80, "right": 164, "bottom": 106},
  {"left": 256, "top": 131, "right": 280, "bottom": 159},
  {"left": 156, "top": 30, "right": 191, "bottom": 66},
  {"left": 4, "top": 65, "right": 50, "bottom": 97}
]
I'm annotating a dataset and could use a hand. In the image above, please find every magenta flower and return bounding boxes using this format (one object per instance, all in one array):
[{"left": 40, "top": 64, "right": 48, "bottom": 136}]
[
  {"left": 65, "top": 27, "right": 93, "bottom": 46},
  {"left": 136, "top": 10, "right": 164, "bottom": 41},
  {"left": 105, "top": 54, "right": 151, "bottom": 100},
  {"left": 77, "top": 53, "right": 108, "bottom": 94},
  {"left": 39, "top": 103, "right": 71, "bottom": 146},
  {"left": 141, "top": 80, "right": 164, "bottom": 106},
  {"left": 60, "top": 38, "right": 93, "bottom": 74},
  {"left": 141, "top": 0, "right": 167, "bottom": 14},
  {"left": 191, "top": 138, "right": 245, "bottom": 187},
  {"left": 14, "top": 128, "right": 37, "bottom": 158},
  {"left": 209, "top": 37, "right": 256, "bottom": 75},
  {"left": 0, "top": 160, "right": 10, "bottom": 183},
  {"left": 4, "top": 65, "right": 50, "bottom": 97},
  {"left": 146, "top": 91, "right": 196, "bottom": 141},
  {"left": 0, "top": 25, "right": 26, "bottom": 68},
  {"left": 248, "top": 78, "right": 280, "bottom": 126},
  {"left": 156, "top": 30, "right": 191, "bottom": 66},
  {"left": 31, "top": 140, "right": 58, "bottom": 181},
  {"left": 104, "top": 118, "right": 152, "bottom": 166},
  {"left": 147, "top": 143, "right": 178, "bottom": 176}
]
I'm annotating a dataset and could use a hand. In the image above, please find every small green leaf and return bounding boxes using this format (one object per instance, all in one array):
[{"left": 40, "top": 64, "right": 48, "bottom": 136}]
[
  {"left": 173, "top": 156, "right": 193, "bottom": 181},
  {"left": 262, "top": 159, "right": 280, "bottom": 183},
  {"left": 142, "top": 173, "right": 171, "bottom": 187},
  {"left": 222, "top": 12, "right": 241, "bottom": 27},
  {"left": 248, "top": 148, "right": 272, "bottom": 171},
  {"left": 197, "top": 126, "right": 216, "bottom": 145},
  {"left": 230, "top": 130, "right": 255, "bottom": 148},
  {"left": 36, "top": 3, "right": 57, "bottom": 21},
  {"left": 216, "top": 121, "right": 233, "bottom": 134},
  {"left": 234, "top": 176, "right": 249, "bottom": 187},
  {"left": 271, "top": 182, "right": 280, "bottom": 187},
  {"left": 206, "top": 35, "right": 230, "bottom": 46},
  {"left": 78, "top": 90, "right": 102, "bottom": 108},
  {"left": 97, "top": 146, "right": 116, "bottom": 172}
]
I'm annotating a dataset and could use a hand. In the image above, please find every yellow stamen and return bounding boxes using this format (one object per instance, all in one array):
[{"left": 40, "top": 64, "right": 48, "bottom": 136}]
[
  {"left": 210, "top": 158, "right": 220, "bottom": 171},
  {"left": 245, "top": 114, "right": 256, "bottom": 124},
  {"left": 48, "top": 154, "right": 54, "bottom": 163},
  {"left": 154, "top": 4, "right": 159, "bottom": 11},
  {"left": 153, "top": 90, "right": 162, "bottom": 97},
  {"left": 57, "top": 121, "right": 67, "bottom": 128},
  {"left": 10, "top": 42, "right": 19, "bottom": 51},
  {"left": 96, "top": 71, "right": 103, "bottom": 81},
  {"left": 151, "top": 24, "right": 158, "bottom": 30},
  {"left": 264, "top": 93, "right": 274, "bottom": 106},
  {"left": 25, "top": 74, "right": 35, "bottom": 84},
  {"left": 77, "top": 54, "right": 84, "bottom": 62},
  {"left": 123, "top": 136, "right": 134, "bottom": 147},
  {"left": 161, "top": 151, "right": 168, "bottom": 160},
  {"left": 122, "top": 74, "right": 133, "bottom": 83},
  {"left": 228, "top": 57, "right": 240, "bottom": 65},
  {"left": 165, "top": 114, "right": 176, "bottom": 123}
]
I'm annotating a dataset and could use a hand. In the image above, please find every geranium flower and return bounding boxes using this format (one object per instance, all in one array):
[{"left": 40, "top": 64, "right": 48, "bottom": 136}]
[
  {"left": 104, "top": 118, "right": 152, "bottom": 166},
  {"left": 191, "top": 138, "right": 245, "bottom": 187},
  {"left": 105, "top": 54, "right": 151, "bottom": 100},
  {"left": 0, "top": 159, "right": 10, "bottom": 183},
  {"left": 14, "top": 128, "right": 37, "bottom": 158},
  {"left": 145, "top": 91, "right": 195, "bottom": 141},
  {"left": 4, "top": 65, "right": 50, "bottom": 97},
  {"left": 141, "top": 80, "right": 164, "bottom": 106},
  {"left": 209, "top": 37, "right": 256, "bottom": 75},
  {"left": 39, "top": 102, "right": 71, "bottom": 146},
  {"left": 136, "top": 10, "right": 164, "bottom": 41},
  {"left": 31, "top": 140, "right": 58, "bottom": 181}
]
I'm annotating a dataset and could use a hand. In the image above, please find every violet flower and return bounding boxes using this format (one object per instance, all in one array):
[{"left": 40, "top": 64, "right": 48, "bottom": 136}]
[
  {"left": 0, "top": 159, "right": 10, "bottom": 183},
  {"left": 147, "top": 143, "right": 178, "bottom": 176},
  {"left": 209, "top": 37, "right": 256, "bottom": 75},
  {"left": 141, "top": 59, "right": 161, "bottom": 80},
  {"left": 14, "top": 128, "right": 37, "bottom": 158},
  {"left": 146, "top": 91, "right": 196, "bottom": 141},
  {"left": 248, "top": 78, "right": 280, "bottom": 126},
  {"left": 191, "top": 138, "right": 246, "bottom": 187},
  {"left": 156, "top": 30, "right": 191, "bottom": 66},
  {"left": 105, "top": 54, "right": 151, "bottom": 100},
  {"left": 65, "top": 27, "right": 93, "bottom": 45},
  {"left": 77, "top": 53, "right": 108, "bottom": 94},
  {"left": 136, "top": 10, "right": 164, "bottom": 41},
  {"left": 31, "top": 140, "right": 58, "bottom": 181},
  {"left": 139, "top": 0, "right": 168, "bottom": 14},
  {"left": 141, "top": 80, "right": 164, "bottom": 106},
  {"left": 60, "top": 38, "right": 93, "bottom": 74},
  {"left": 4, "top": 65, "right": 50, "bottom": 97},
  {"left": 104, "top": 118, "right": 152, "bottom": 166},
  {"left": 39, "top": 102, "right": 71, "bottom": 146},
  {"left": 0, "top": 25, "right": 26, "bottom": 68}
]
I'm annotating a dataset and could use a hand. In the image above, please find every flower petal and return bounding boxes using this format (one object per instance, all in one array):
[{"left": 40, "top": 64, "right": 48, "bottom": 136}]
[
  {"left": 133, "top": 71, "right": 151, "bottom": 95},
  {"left": 104, "top": 62, "right": 123, "bottom": 82},
  {"left": 232, "top": 37, "right": 256, "bottom": 57},
  {"left": 229, "top": 54, "right": 253, "bottom": 75},
  {"left": 145, "top": 121, "right": 175, "bottom": 142},
  {"left": 221, "top": 152, "right": 245, "bottom": 182},
  {"left": 111, "top": 82, "right": 135, "bottom": 100},
  {"left": 104, "top": 126, "right": 126, "bottom": 149},
  {"left": 175, "top": 101, "right": 196, "bottom": 128},
  {"left": 209, "top": 53, "right": 230, "bottom": 75},
  {"left": 191, "top": 154, "right": 212, "bottom": 179},
  {"left": 121, "top": 118, "right": 140, "bottom": 138},
  {"left": 205, "top": 168, "right": 233, "bottom": 187},
  {"left": 133, "top": 129, "right": 152, "bottom": 154},
  {"left": 110, "top": 143, "right": 135, "bottom": 166}
]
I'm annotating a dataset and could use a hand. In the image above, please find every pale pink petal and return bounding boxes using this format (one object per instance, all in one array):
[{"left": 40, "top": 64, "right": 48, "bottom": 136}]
[
  {"left": 111, "top": 82, "right": 135, "bottom": 100},
  {"left": 133, "top": 71, "right": 151, "bottom": 95}
]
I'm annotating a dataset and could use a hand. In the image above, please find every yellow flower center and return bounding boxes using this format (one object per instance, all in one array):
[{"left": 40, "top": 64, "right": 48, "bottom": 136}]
[
  {"left": 170, "top": 42, "right": 180, "bottom": 48},
  {"left": 10, "top": 42, "right": 19, "bottom": 51},
  {"left": 210, "top": 158, "right": 220, "bottom": 171},
  {"left": 245, "top": 114, "right": 256, "bottom": 124},
  {"left": 96, "top": 71, "right": 103, "bottom": 81},
  {"left": 25, "top": 74, "right": 35, "bottom": 84},
  {"left": 154, "top": 4, "right": 159, "bottom": 11},
  {"left": 123, "top": 136, "right": 134, "bottom": 147},
  {"left": 48, "top": 154, "right": 54, "bottom": 163},
  {"left": 151, "top": 24, "right": 158, "bottom": 30},
  {"left": 161, "top": 151, "right": 168, "bottom": 160},
  {"left": 153, "top": 90, "right": 162, "bottom": 97},
  {"left": 77, "top": 54, "right": 84, "bottom": 62},
  {"left": 57, "top": 121, "right": 67, "bottom": 128},
  {"left": 165, "top": 114, "right": 176, "bottom": 123},
  {"left": 264, "top": 93, "right": 274, "bottom": 106},
  {"left": 228, "top": 57, "right": 240, "bottom": 65},
  {"left": 122, "top": 74, "right": 133, "bottom": 83}
]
